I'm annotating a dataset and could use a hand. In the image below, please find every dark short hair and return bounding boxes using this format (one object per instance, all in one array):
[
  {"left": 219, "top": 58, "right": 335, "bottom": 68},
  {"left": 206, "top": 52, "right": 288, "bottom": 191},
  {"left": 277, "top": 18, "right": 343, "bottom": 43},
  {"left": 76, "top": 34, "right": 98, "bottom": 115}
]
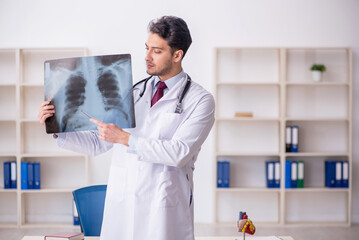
[{"left": 148, "top": 16, "right": 192, "bottom": 58}]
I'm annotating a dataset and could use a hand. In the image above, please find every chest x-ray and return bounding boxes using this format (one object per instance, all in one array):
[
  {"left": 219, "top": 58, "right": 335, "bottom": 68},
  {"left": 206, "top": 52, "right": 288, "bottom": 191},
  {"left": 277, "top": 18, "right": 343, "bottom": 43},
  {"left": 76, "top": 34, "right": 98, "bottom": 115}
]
[{"left": 44, "top": 54, "right": 135, "bottom": 133}]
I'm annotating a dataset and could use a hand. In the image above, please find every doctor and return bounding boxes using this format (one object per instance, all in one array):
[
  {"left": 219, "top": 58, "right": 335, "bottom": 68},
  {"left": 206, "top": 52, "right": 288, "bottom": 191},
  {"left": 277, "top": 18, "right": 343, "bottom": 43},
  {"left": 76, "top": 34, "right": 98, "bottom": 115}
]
[{"left": 38, "top": 16, "right": 215, "bottom": 240}]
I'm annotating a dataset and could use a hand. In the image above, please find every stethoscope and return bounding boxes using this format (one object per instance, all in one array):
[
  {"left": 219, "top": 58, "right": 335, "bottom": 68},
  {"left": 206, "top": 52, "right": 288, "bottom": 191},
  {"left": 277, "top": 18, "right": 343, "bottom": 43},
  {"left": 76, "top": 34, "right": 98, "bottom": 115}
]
[{"left": 133, "top": 74, "right": 191, "bottom": 114}]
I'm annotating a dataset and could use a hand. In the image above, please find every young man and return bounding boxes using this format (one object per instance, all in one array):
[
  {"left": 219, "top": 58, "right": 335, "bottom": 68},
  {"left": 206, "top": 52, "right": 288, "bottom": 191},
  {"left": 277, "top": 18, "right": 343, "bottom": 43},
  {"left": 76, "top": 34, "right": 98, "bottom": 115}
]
[{"left": 39, "top": 16, "right": 215, "bottom": 240}]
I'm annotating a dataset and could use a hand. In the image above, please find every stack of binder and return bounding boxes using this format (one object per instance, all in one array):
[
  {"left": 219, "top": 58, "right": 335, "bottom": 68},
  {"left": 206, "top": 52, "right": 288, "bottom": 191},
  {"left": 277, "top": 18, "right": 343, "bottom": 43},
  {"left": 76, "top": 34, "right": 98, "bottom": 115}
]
[
  {"left": 285, "top": 160, "right": 304, "bottom": 188},
  {"left": 265, "top": 161, "right": 280, "bottom": 188},
  {"left": 325, "top": 160, "right": 349, "bottom": 188},
  {"left": 286, "top": 125, "right": 299, "bottom": 152},
  {"left": 3, "top": 161, "right": 17, "bottom": 189},
  {"left": 217, "top": 160, "right": 230, "bottom": 188},
  {"left": 21, "top": 162, "right": 41, "bottom": 190}
]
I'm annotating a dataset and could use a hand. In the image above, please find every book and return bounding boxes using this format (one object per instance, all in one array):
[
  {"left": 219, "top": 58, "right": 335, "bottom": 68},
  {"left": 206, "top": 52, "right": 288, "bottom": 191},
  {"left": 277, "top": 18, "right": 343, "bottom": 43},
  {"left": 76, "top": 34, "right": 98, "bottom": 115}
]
[
  {"left": 44, "top": 54, "right": 135, "bottom": 133},
  {"left": 342, "top": 161, "right": 349, "bottom": 188},
  {"left": 234, "top": 112, "right": 253, "bottom": 118},
  {"left": 44, "top": 232, "right": 84, "bottom": 240}
]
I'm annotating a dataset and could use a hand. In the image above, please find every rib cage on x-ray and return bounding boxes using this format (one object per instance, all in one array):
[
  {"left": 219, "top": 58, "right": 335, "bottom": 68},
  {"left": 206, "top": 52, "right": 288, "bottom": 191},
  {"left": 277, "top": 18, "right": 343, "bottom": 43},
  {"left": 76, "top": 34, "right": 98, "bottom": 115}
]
[{"left": 44, "top": 54, "right": 135, "bottom": 133}]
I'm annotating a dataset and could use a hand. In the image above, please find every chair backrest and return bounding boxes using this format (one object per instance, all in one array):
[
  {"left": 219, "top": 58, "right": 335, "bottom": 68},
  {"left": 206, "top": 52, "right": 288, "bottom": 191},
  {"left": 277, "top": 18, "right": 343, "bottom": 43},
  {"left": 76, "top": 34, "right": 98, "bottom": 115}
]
[{"left": 73, "top": 185, "right": 107, "bottom": 236}]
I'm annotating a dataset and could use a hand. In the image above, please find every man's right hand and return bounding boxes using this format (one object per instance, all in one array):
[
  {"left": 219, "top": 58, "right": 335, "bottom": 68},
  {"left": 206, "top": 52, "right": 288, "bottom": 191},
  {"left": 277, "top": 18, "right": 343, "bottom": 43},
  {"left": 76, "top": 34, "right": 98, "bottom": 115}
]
[{"left": 38, "top": 101, "right": 55, "bottom": 126}]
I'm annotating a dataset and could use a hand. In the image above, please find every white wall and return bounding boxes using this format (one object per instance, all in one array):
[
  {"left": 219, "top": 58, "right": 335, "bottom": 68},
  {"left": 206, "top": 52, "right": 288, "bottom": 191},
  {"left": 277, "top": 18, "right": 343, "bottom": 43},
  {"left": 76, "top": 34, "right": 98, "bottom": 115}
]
[{"left": 1, "top": 0, "right": 358, "bottom": 223}]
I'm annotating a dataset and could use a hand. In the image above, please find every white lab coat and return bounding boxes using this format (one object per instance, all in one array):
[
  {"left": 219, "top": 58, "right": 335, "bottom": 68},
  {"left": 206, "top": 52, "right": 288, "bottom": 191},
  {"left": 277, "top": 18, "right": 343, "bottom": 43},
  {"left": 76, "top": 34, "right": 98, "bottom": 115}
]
[{"left": 57, "top": 74, "right": 215, "bottom": 240}]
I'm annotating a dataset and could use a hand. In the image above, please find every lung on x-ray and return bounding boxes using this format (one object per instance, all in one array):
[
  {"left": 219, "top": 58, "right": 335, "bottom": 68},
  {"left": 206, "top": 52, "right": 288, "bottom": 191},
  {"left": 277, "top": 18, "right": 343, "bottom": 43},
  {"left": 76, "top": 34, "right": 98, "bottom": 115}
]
[{"left": 44, "top": 54, "right": 135, "bottom": 133}]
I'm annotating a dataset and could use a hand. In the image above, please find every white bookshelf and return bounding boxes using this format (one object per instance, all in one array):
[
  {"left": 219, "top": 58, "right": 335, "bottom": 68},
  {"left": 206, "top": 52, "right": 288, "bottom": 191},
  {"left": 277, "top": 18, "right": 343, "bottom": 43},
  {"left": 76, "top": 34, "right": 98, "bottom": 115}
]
[
  {"left": 214, "top": 47, "right": 352, "bottom": 226},
  {"left": 0, "top": 48, "right": 88, "bottom": 228}
]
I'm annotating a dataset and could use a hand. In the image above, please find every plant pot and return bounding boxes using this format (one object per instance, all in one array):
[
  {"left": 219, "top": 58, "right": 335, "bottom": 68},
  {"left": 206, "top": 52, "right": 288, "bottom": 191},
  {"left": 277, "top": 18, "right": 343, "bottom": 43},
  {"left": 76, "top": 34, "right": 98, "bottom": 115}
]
[{"left": 311, "top": 70, "right": 323, "bottom": 82}]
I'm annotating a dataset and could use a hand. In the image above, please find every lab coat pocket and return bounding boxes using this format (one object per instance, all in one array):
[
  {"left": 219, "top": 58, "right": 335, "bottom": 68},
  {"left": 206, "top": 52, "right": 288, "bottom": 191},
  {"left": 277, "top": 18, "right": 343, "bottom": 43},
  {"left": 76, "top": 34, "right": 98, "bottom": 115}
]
[
  {"left": 107, "top": 165, "right": 127, "bottom": 203},
  {"left": 155, "top": 171, "right": 179, "bottom": 208},
  {"left": 158, "top": 113, "right": 184, "bottom": 139}
]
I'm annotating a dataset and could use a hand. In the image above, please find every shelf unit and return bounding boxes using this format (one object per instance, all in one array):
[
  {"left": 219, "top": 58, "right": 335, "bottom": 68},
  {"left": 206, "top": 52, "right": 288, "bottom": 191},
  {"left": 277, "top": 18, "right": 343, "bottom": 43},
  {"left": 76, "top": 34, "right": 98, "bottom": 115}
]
[
  {"left": 214, "top": 47, "right": 352, "bottom": 226},
  {"left": 0, "top": 48, "right": 88, "bottom": 228}
]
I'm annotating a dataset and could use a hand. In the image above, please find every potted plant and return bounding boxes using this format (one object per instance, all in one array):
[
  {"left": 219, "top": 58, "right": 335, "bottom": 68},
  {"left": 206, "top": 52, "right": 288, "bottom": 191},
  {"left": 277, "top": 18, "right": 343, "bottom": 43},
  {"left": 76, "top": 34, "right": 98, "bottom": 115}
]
[{"left": 310, "top": 64, "right": 326, "bottom": 82}]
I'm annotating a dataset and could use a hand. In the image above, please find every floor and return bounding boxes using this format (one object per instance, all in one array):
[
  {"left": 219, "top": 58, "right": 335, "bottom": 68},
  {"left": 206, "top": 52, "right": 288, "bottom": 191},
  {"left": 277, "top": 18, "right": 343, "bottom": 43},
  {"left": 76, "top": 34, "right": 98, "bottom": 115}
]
[{"left": 1, "top": 223, "right": 359, "bottom": 240}]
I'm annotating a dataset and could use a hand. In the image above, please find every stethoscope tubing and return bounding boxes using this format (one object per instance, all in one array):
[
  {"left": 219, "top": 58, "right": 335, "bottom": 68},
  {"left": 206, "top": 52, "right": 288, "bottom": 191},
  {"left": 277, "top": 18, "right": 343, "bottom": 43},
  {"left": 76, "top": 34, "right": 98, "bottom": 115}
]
[{"left": 133, "top": 75, "right": 191, "bottom": 113}]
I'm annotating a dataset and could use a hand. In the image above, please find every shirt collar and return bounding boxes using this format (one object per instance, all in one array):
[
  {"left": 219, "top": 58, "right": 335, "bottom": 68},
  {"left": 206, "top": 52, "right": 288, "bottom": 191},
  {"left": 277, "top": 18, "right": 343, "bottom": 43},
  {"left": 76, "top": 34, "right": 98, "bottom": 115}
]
[{"left": 152, "top": 70, "right": 186, "bottom": 90}]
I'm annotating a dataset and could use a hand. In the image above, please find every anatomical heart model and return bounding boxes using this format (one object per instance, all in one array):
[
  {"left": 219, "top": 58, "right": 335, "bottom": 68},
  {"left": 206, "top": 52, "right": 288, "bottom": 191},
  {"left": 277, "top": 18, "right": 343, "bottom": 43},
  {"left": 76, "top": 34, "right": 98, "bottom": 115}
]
[{"left": 44, "top": 54, "right": 135, "bottom": 133}]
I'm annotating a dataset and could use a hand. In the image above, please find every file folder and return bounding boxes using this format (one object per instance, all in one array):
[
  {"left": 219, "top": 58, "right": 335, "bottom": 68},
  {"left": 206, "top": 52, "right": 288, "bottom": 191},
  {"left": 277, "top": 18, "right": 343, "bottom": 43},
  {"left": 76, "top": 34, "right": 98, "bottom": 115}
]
[
  {"left": 21, "top": 162, "right": 28, "bottom": 190},
  {"left": 223, "top": 161, "right": 230, "bottom": 188},
  {"left": 342, "top": 161, "right": 349, "bottom": 188},
  {"left": 274, "top": 161, "right": 280, "bottom": 188},
  {"left": 286, "top": 126, "right": 292, "bottom": 152},
  {"left": 325, "top": 161, "right": 336, "bottom": 188},
  {"left": 4, "top": 162, "right": 11, "bottom": 189},
  {"left": 291, "top": 126, "right": 299, "bottom": 152},
  {"left": 297, "top": 161, "right": 304, "bottom": 188},
  {"left": 27, "top": 163, "right": 34, "bottom": 189},
  {"left": 266, "top": 161, "right": 274, "bottom": 188},
  {"left": 335, "top": 161, "right": 342, "bottom": 187},
  {"left": 33, "top": 162, "right": 41, "bottom": 189},
  {"left": 10, "top": 161, "right": 17, "bottom": 189},
  {"left": 217, "top": 161, "right": 223, "bottom": 188},
  {"left": 285, "top": 160, "right": 292, "bottom": 188},
  {"left": 291, "top": 161, "right": 297, "bottom": 188}
]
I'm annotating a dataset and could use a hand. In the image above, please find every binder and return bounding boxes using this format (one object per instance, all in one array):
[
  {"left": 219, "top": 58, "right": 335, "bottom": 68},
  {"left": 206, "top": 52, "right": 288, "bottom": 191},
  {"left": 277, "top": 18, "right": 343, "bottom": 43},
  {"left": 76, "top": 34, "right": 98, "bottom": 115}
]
[
  {"left": 33, "top": 162, "right": 41, "bottom": 189},
  {"left": 217, "top": 161, "right": 223, "bottom": 188},
  {"left": 21, "top": 162, "right": 29, "bottom": 190},
  {"left": 4, "top": 162, "right": 11, "bottom": 189},
  {"left": 342, "top": 161, "right": 349, "bottom": 188},
  {"left": 291, "top": 126, "right": 299, "bottom": 152},
  {"left": 10, "top": 161, "right": 17, "bottom": 189},
  {"left": 291, "top": 161, "right": 297, "bottom": 188},
  {"left": 325, "top": 161, "right": 336, "bottom": 188},
  {"left": 274, "top": 161, "right": 280, "bottom": 188},
  {"left": 297, "top": 161, "right": 304, "bottom": 188},
  {"left": 285, "top": 160, "right": 292, "bottom": 188},
  {"left": 27, "top": 163, "right": 34, "bottom": 189},
  {"left": 73, "top": 199, "right": 80, "bottom": 225},
  {"left": 335, "top": 161, "right": 342, "bottom": 187},
  {"left": 223, "top": 161, "right": 230, "bottom": 188},
  {"left": 266, "top": 161, "right": 274, "bottom": 188},
  {"left": 286, "top": 126, "right": 292, "bottom": 152}
]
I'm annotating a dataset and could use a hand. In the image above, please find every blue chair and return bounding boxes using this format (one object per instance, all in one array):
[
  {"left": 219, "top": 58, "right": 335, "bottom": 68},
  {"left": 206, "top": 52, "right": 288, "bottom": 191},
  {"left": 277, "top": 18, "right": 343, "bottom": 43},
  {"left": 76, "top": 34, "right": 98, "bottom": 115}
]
[{"left": 73, "top": 185, "right": 107, "bottom": 236}]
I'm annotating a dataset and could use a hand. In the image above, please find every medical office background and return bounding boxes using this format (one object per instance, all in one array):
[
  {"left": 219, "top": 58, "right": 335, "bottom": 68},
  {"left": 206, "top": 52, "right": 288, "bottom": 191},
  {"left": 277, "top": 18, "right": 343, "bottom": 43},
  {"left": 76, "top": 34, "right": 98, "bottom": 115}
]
[{"left": 0, "top": 0, "right": 359, "bottom": 226}]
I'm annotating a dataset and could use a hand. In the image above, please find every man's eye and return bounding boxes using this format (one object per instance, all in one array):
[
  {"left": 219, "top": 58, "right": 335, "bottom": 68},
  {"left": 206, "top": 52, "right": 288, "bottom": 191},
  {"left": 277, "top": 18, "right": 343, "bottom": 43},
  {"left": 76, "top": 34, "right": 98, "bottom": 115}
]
[{"left": 154, "top": 50, "right": 161, "bottom": 54}]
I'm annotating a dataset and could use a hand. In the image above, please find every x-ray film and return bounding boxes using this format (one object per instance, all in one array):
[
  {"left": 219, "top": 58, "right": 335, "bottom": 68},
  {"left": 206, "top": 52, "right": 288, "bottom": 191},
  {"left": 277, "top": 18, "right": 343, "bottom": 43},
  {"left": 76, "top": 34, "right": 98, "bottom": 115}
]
[{"left": 44, "top": 54, "right": 135, "bottom": 133}]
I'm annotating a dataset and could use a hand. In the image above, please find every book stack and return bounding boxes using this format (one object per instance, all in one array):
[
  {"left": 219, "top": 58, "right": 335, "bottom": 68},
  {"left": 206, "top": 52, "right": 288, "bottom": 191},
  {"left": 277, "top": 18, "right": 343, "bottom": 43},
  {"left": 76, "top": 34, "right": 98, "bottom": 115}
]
[
  {"left": 3, "top": 161, "right": 17, "bottom": 189},
  {"left": 325, "top": 161, "right": 349, "bottom": 188},
  {"left": 285, "top": 125, "right": 299, "bottom": 152},
  {"left": 265, "top": 161, "right": 280, "bottom": 188},
  {"left": 217, "top": 160, "right": 230, "bottom": 188},
  {"left": 21, "top": 162, "right": 41, "bottom": 190},
  {"left": 285, "top": 160, "right": 304, "bottom": 188}
]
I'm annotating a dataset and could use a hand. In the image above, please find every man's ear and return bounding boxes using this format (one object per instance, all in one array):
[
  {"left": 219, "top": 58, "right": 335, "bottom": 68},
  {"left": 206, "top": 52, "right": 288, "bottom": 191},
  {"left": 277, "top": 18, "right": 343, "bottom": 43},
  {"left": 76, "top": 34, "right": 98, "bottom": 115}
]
[{"left": 173, "top": 49, "right": 184, "bottom": 63}]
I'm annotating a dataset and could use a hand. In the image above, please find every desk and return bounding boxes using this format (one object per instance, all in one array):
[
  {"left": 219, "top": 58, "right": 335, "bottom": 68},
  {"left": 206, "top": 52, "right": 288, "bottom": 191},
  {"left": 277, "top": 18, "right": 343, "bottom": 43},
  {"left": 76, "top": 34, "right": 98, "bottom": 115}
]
[{"left": 22, "top": 236, "right": 294, "bottom": 240}]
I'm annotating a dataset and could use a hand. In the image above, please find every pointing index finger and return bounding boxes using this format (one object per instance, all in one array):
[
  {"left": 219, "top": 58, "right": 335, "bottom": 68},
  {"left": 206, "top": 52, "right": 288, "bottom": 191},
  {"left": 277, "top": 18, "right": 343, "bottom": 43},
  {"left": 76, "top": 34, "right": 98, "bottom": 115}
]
[{"left": 90, "top": 118, "right": 103, "bottom": 126}]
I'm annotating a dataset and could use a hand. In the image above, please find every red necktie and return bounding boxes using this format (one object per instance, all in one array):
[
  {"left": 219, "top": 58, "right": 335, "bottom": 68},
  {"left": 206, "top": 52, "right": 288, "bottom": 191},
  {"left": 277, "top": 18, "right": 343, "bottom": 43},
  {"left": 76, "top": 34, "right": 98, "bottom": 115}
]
[{"left": 151, "top": 81, "right": 167, "bottom": 107}]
